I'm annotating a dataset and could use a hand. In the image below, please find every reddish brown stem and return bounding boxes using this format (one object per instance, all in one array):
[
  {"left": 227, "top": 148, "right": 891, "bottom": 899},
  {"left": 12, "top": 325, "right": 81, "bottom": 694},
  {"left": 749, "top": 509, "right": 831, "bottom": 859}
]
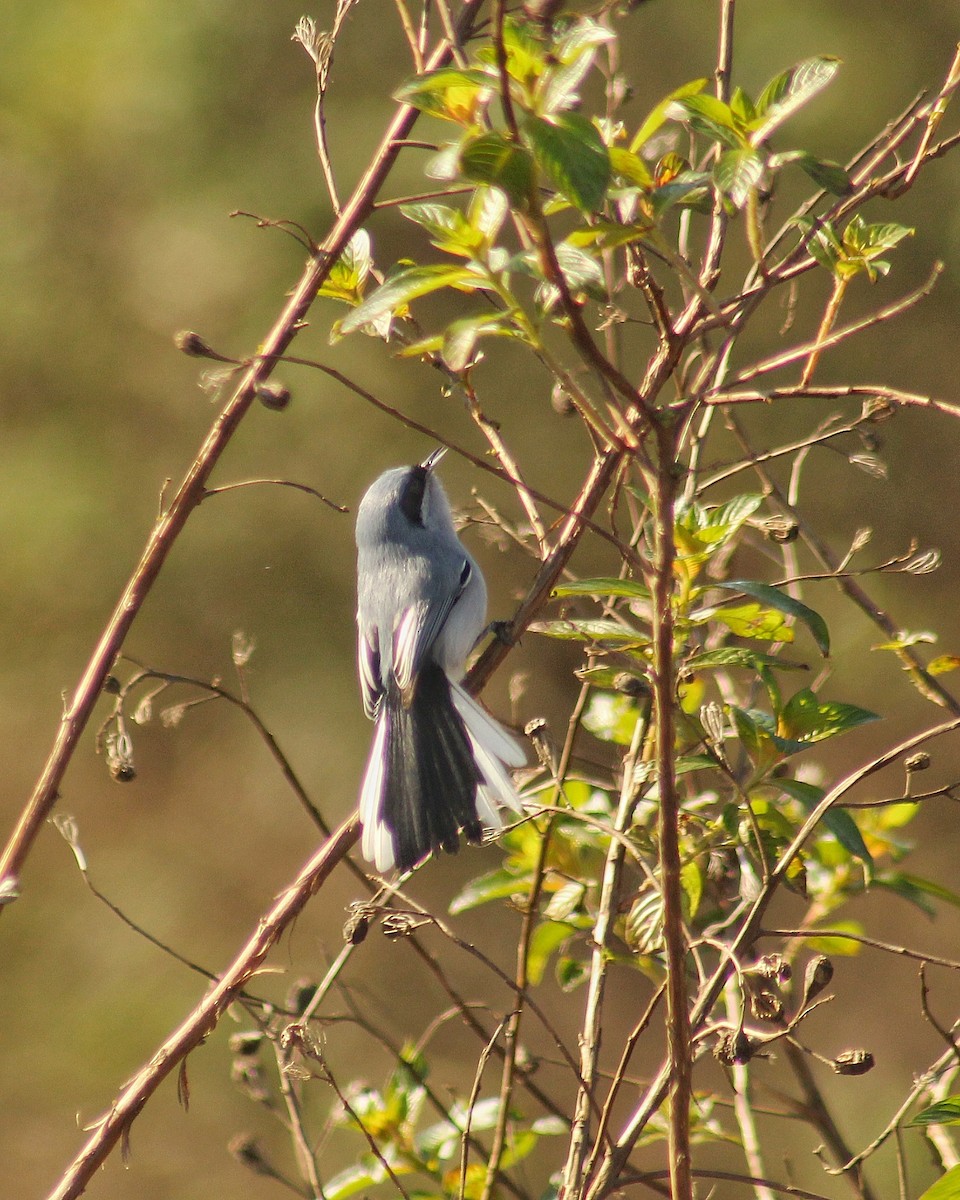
[{"left": 0, "top": 0, "right": 488, "bottom": 904}]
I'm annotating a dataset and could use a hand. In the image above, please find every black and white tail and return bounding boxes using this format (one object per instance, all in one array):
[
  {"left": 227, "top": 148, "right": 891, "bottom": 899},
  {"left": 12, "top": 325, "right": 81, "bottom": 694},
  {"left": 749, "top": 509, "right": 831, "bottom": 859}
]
[{"left": 359, "top": 665, "right": 525, "bottom": 873}]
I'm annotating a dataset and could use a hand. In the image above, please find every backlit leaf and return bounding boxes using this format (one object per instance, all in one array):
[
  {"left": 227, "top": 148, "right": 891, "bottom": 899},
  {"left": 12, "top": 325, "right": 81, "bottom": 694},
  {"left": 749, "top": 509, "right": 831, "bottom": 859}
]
[{"left": 524, "top": 113, "right": 611, "bottom": 211}]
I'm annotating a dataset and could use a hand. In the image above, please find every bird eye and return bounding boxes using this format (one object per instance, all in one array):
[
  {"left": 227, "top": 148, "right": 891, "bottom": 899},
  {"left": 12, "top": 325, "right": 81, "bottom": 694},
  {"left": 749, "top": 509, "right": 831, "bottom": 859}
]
[{"left": 399, "top": 465, "right": 428, "bottom": 525}]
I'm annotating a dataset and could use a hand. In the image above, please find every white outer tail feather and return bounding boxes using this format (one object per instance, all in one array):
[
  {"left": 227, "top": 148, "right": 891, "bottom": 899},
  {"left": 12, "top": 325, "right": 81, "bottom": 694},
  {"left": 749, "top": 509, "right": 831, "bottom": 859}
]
[{"left": 359, "top": 680, "right": 525, "bottom": 873}]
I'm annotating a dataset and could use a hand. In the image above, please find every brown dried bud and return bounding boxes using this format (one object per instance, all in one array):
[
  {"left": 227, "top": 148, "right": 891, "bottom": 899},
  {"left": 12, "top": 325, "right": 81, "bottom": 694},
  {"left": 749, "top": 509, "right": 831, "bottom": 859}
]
[
  {"left": 714, "top": 1029, "right": 754, "bottom": 1066},
  {"left": 229, "top": 1031, "right": 264, "bottom": 1057},
  {"left": 231, "top": 1058, "right": 269, "bottom": 1103},
  {"left": 343, "top": 906, "right": 371, "bottom": 945},
  {"left": 256, "top": 381, "right": 292, "bottom": 411},
  {"left": 750, "top": 988, "right": 784, "bottom": 1023},
  {"left": 174, "top": 330, "right": 215, "bottom": 358},
  {"left": 286, "top": 979, "right": 318, "bottom": 1017},
  {"left": 833, "top": 1049, "right": 875, "bottom": 1076},
  {"left": 803, "top": 955, "right": 834, "bottom": 1003},
  {"left": 863, "top": 397, "right": 896, "bottom": 423},
  {"left": 382, "top": 913, "right": 417, "bottom": 939},
  {"left": 752, "top": 953, "right": 792, "bottom": 984},
  {"left": 763, "top": 516, "right": 799, "bottom": 544},
  {"left": 551, "top": 381, "right": 576, "bottom": 416},
  {"left": 905, "top": 752, "right": 931, "bottom": 773},
  {"left": 229, "top": 1134, "right": 272, "bottom": 1175}
]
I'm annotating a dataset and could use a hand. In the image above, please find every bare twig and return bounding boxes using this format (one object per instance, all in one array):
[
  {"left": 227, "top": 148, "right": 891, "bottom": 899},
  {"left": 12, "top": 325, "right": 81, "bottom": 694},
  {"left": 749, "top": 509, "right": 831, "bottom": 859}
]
[{"left": 0, "top": 0, "right": 490, "bottom": 908}]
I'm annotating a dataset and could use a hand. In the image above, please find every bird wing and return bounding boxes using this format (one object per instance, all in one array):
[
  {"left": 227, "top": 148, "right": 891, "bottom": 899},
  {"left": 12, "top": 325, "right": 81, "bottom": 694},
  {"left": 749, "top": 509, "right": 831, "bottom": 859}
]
[
  {"left": 392, "top": 558, "right": 472, "bottom": 698},
  {"left": 358, "top": 629, "right": 383, "bottom": 718}
]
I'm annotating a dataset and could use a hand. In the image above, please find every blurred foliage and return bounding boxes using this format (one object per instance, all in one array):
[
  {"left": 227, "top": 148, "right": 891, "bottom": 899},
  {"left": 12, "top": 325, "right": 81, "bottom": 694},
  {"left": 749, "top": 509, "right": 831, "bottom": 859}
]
[{"left": 4, "top": 3, "right": 960, "bottom": 1199}]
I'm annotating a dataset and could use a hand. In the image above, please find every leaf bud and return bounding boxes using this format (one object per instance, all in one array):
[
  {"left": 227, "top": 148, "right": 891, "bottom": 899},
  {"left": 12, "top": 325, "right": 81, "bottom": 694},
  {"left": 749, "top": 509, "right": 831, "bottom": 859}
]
[
  {"left": 174, "top": 330, "right": 216, "bottom": 358},
  {"left": 256, "top": 381, "right": 292, "bottom": 411}
]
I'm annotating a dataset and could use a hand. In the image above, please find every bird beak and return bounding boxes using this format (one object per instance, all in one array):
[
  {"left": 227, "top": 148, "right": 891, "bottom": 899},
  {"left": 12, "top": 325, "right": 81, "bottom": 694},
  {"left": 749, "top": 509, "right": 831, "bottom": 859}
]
[{"left": 420, "top": 447, "right": 447, "bottom": 472}]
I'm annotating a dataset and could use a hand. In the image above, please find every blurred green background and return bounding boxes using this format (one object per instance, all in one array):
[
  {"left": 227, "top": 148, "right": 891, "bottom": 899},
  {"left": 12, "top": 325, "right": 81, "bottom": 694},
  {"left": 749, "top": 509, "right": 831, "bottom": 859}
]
[{"left": 4, "top": 2, "right": 960, "bottom": 1197}]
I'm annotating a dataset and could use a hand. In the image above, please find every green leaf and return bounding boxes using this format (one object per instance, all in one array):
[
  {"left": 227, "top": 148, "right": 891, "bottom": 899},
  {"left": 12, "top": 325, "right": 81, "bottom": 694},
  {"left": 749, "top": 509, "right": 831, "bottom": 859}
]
[
  {"left": 678, "top": 493, "right": 764, "bottom": 550},
  {"left": 394, "top": 68, "right": 493, "bottom": 124},
  {"left": 337, "top": 263, "right": 481, "bottom": 337},
  {"left": 928, "top": 654, "right": 960, "bottom": 675},
  {"left": 441, "top": 312, "right": 518, "bottom": 372},
  {"left": 769, "top": 150, "right": 851, "bottom": 194},
  {"left": 630, "top": 77, "right": 709, "bottom": 153},
  {"left": 468, "top": 185, "right": 509, "bottom": 243},
  {"left": 326, "top": 1163, "right": 389, "bottom": 1200},
  {"left": 524, "top": 113, "right": 611, "bottom": 211},
  {"left": 667, "top": 94, "right": 745, "bottom": 148},
  {"left": 583, "top": 692, "right": 644, "bottom": 746},
  {"left": 911, "top": 1098, "right": 960, "bottom": 1127},
  {"left": 805, "top": 919, "right": 864, "bottom": 956},
  {"left": 686, "top": 647, "right": 807, "bottom": 673},
  {"left": 680, "top": 860, "right": 703, "bottom": 919},
  {"left": 873, "top": 871, "right": 960, "bottom": 917},
  {"left": 527, "top": 920, "right": 575, "bottom": 986},
  {"left": 450, "top": 867, "right": 526, "bottom": 914},
  {"left": 476, "top": 16, "right": 546, "bottom": 85},
  {"left": 778, "top": 689, "right": 880, "bottom": 745},
  {"left": 318, "top": 229, "right": 372, "bottom": 303},
  {"left": 713, "top": 581, "right": 830, "bottom": 655},
  {"left": 539, "top": 19, "right": 612, "bottom": 114},
  {"left": 499, "top": 1130, "right": 538, "bottom": 1170},
  {"left": 709, "top": 603, "right": 794, "bottom": 644},
  {"left": 459, "top": 132, "right": 535, "bottom": 208},
  {"left": 752, "top": 56, "right": 841, "bottom": 142},
  {"left": 552, "top": 577, "right": 651, "bottom": 600},
  {"left": 776, "top": 777, "right": 873, "bottom": 869},
  {"left": 714, "top": 148, "right": 764, "bottom": 207},
  {"left": 918, "top": 1164, "right": 960, "bottom": 1200},
  {"left": 609, "top": 146, "right": 654, "bottom": 188},
  {"left": 529, "top": 617, "right": 648, "bottom": 647},
  {"left": 399, "top": 202, "right": 482, "bottom": 258},
  {"left": 556, "top": 956, "right": 589, "bottom": 991}
]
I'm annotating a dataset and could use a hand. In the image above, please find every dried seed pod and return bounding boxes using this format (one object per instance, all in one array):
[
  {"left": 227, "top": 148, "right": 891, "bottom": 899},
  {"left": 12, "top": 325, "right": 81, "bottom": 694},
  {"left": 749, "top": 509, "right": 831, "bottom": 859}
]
[
  {"left": 343, "top": 905, "right": 371, "bottom": 945},
  {"left": 750, "top": 988, "right": 784, "bottom": 1023},
  {"left": 229, "top": 1031, "right": 264, "bottom": 1057},
  {"left": 802, "top": 955, "right": 834, "bottom": 1003},
  {"left": 714, "top": 1029, "right": 754, "bottom": 1066},
  {"left": 382, "top": 913, "right": 417, "bottom": 939},
  {"left": 833, "top": 1049, "right": 875, "bottom": 1076},
  {"left": 753, "top": 953, "right": 792, "bottom": 984},
  {"left": 286, "top": 979, "right": 318, "bottom": 1017},
  {"left": 229, "top": 1134, "right": 272, "bottom": 1176},
  {"left": 174, "top": 329, "right": 216, "bottom": 358},
  {"left": 906, "top": 752, "right": 931, "bottom": 773},
  {"left": 763, "top": 516, "right": 799, "bottom": 544}
]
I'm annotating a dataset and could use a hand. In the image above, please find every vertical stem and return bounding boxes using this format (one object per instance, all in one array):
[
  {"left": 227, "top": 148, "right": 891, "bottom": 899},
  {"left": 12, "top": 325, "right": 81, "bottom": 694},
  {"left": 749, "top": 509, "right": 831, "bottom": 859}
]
[
  {"left": 651, "top": 420, "right": 692, "bottom": 1200},
  {"left": 723, "top": 979, "right": 776, "bottom": 1200},
  {"left": 561, "top": 701, "right": 650, "bottom": 1198}
]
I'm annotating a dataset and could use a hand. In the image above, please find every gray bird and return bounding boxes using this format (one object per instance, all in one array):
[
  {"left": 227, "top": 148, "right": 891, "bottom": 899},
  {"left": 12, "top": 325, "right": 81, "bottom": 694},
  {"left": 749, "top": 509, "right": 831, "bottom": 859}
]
[{"left": 355, "top": 449, "right": 525, "bottom": 872}]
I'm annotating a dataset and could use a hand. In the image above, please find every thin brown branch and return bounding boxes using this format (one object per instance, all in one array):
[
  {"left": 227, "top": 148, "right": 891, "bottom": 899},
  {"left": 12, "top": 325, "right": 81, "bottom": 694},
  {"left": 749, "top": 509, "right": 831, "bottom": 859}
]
[
  {"left": 0, "top": 0, "right": 489, "bottom": 907},
  {"left": 47, "top": 818, "right": 359, "bottom": 1200}
]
